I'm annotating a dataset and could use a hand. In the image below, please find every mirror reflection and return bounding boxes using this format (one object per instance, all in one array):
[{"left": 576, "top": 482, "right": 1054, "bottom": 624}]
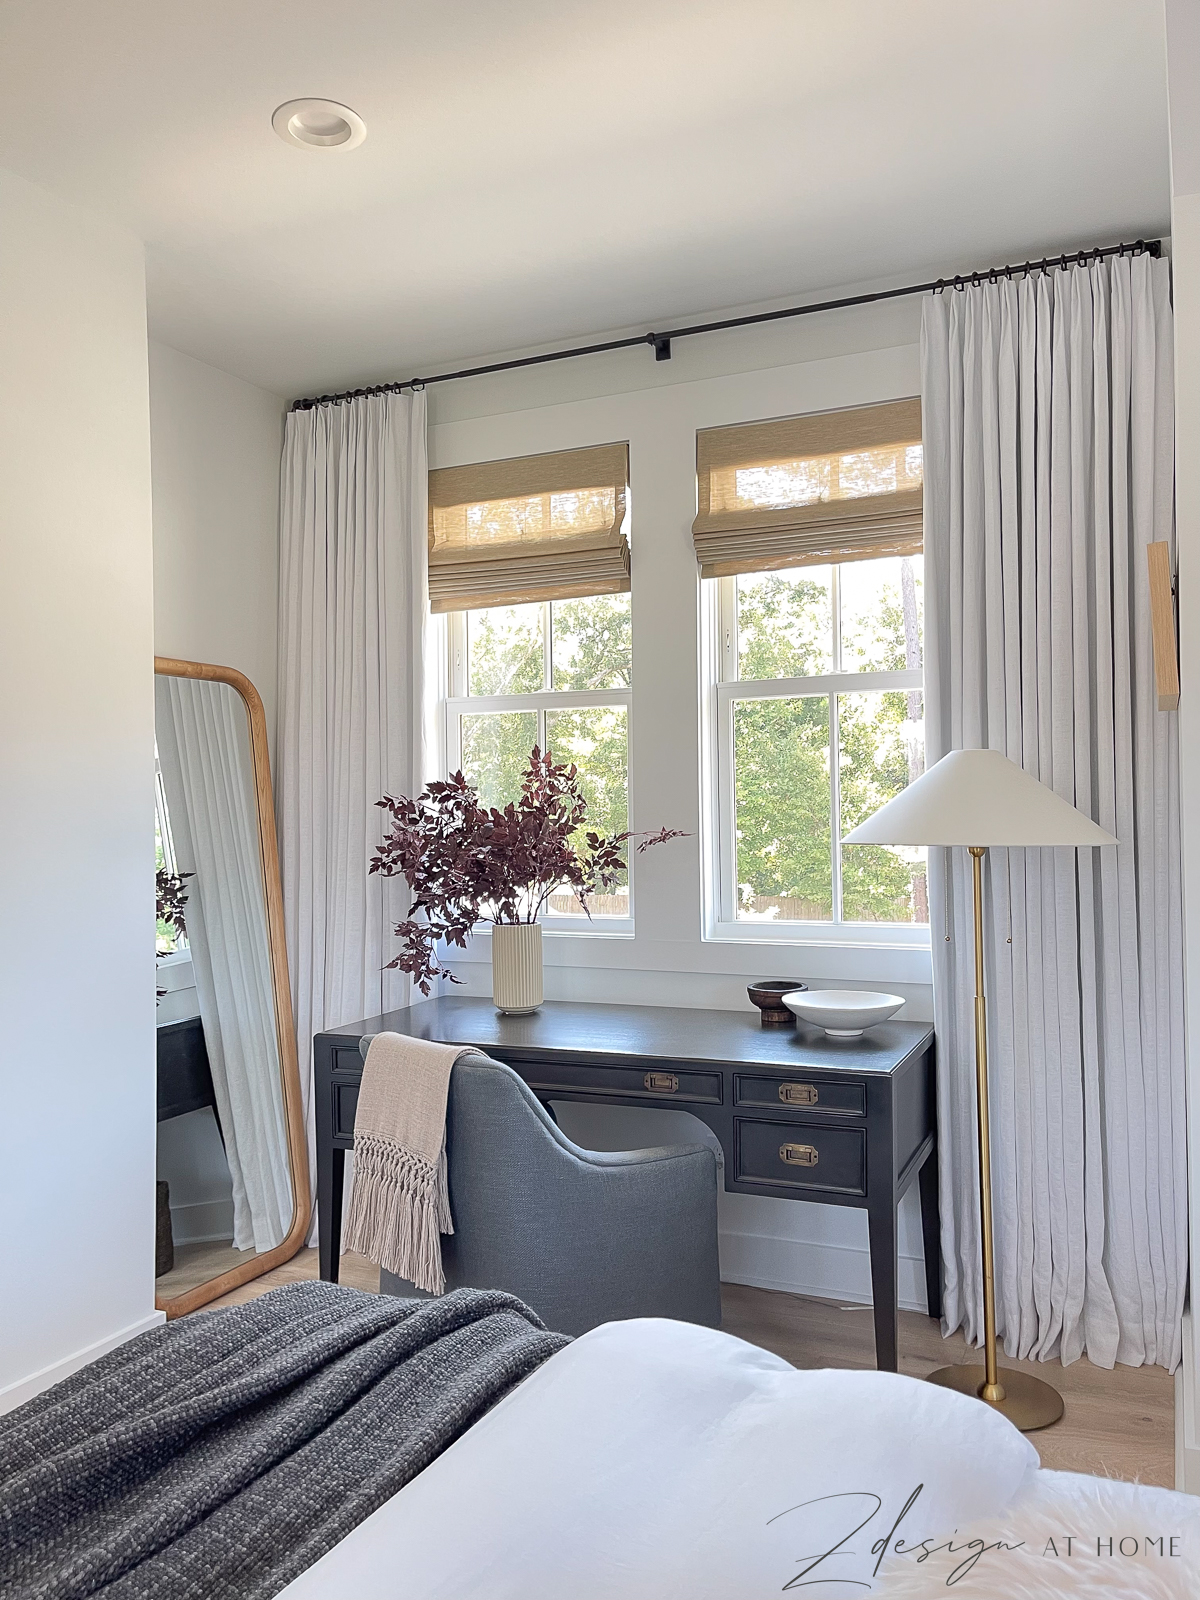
[{"left": 154, "top": 672, "right": 294, "bottom": 1304}]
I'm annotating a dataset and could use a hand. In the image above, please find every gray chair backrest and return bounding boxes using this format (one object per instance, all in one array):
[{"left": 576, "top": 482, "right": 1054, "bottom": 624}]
[{"left": 360, "top": 1036, "right": 721, "bottom": 1334}]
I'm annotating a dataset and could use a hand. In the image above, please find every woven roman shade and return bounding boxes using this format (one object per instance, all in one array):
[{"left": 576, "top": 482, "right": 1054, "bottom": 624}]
[
  {"left": 693, "top": 398, "right": 923, "bottom": 578},
  {"left": 428, "top": 442, "right": 629, "bottom": 613}
]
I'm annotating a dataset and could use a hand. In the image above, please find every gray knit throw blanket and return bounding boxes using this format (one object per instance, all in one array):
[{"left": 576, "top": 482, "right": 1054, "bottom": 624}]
[{"left": 0, "top": 1281, "right": 569, "bottom": 1600}]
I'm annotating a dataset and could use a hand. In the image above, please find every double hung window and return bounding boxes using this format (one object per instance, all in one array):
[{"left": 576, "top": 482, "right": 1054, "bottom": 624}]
[
  {"left": 434, "top": 444, "right": 633, "bottom": 923},
  {"left": 699, "top": 401, "right": 929, "bottom": 936}
]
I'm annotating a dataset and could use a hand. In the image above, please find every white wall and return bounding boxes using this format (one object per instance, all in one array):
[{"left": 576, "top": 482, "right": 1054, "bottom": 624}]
[
  {"left": 1164, "top": 0, "right": 1200, "bottom": 1495},
  {"left": 0, "top": 166, "right": 158, "bottom": 1407},
  {"left": 425, "top": 295, "right": 935, "bottom": 1309},
  {"left": 149, "top": 340, "right": 286, "bottom": 1247},
  {"left": 150, "top": 339, "right": 285, "bottom": 739}
]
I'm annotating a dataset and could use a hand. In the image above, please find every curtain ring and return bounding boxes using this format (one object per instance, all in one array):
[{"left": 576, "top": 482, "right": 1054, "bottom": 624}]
[
  {"left": 934, "top": 278, "right": 945, "bottom": 294},
  {"left": 953, "top": 275, "right": 965, "bottom": 292},
  {"left": 410, "top": 380, "right": 427, "bottom": 392}
]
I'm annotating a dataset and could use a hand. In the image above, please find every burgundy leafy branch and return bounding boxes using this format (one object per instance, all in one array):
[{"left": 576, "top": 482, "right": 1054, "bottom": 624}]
[
  {"left": 370, "top": 746, "right": 687, "bottom": 994},
  {"left": 156, "top": 867, "right": 192, "bottom": 1002},
  {"left": 156, "top": 867, "right": 192, "bottom": 939}
]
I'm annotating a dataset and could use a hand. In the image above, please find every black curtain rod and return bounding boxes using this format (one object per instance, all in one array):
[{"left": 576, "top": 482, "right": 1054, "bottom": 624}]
[{"left": 290, "top": 237, "right": 1163, "bottom": 413}]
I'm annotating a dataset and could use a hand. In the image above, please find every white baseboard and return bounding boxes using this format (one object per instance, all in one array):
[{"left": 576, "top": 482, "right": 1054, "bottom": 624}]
[
  {"left": 719, "top": 1229, "right": 931, "bottom": 1314},
  {"left": 170, "top": 1197, "right": 235, "bottom": 1244},
  {"left": 0, "top": 1310, "right": 166, "bottom": 1415}
]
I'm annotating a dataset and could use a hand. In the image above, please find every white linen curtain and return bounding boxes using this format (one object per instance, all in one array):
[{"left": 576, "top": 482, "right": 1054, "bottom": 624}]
[
  {"left": 922, "top": 253, "right": 1185, "bottom": 1371},
  {"left": 155, "top": 675, "right": 294, "bottom": 1252},
  {"left": 276, "top": 391, "right": 430, "bottom": 1239}
]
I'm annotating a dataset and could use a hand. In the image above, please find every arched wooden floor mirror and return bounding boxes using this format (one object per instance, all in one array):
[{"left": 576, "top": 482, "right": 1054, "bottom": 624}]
[{"left": 153, "top": 657, "right": 310, "bottom": 1316}]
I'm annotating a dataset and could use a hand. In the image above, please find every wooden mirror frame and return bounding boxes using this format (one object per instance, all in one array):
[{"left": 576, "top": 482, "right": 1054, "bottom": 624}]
[{"left": 154, "top": 657, "right": 311, "bottom": 1316}]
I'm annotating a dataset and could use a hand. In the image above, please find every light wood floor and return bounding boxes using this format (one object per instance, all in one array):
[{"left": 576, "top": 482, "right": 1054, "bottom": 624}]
[
  {"left": 205, "top": 1250, "right": 1175, "bottom": 1488},
  {"left": 156, "top": 1239, "right": 264, "bottom": 1300}
]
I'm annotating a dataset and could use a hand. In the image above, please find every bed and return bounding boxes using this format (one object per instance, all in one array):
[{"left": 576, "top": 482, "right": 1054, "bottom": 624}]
[{"left": 3, "top": 1283, "right": 1195, "bottom": 1600}]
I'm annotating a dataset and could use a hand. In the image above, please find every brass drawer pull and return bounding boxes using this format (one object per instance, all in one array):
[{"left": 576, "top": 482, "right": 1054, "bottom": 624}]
[
  {"left": 644, "top": 1071, "right": 679, "bottom": 1093},
  {"left": 780, "top": 1142, "right": 819, "bottom": 1167},
  {"left": 779, "top": 1082, "right": 818, "bottom": 1106}
]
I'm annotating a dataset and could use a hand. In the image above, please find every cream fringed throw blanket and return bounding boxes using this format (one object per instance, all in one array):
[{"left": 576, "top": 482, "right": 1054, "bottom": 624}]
[{"left": 342, "top": 1032, "right": 470, "bottom": 1293}]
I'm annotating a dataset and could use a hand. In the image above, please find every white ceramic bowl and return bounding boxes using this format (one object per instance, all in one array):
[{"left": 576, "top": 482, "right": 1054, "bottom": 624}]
[{"left": 782, "top": 989, "right": 904, "bottom": 1038}]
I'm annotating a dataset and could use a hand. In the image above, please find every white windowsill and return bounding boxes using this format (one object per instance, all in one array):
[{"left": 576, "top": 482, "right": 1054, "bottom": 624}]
[
  {"left": 468, "top": 918, "right": 635, "bottom": 939},
  {"left": 708, "top": 920, "right": 930, "bottom": 949},
  {"left": 155, "top": 949, "right": 195, "bottom": 991},
  {"left": 442, "top": 926, "right": 933, "bottom": 987}
]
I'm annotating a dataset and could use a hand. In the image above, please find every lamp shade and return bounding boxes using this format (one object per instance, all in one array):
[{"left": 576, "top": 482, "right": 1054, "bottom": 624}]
[{"left": 841, "top": 748, "right": 1117, "bottom": 848}]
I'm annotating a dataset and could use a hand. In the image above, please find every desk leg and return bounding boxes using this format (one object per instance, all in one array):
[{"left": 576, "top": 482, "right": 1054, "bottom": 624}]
[
  {"left": 918, "top": 1147, "right": 942, "bottom": 1320},
  {"left": 867, "top": 1198, "right": 899, "bottom": 1373},
  {"left": 318, "top": 1146, "right": 345, "bottom": 1284}
]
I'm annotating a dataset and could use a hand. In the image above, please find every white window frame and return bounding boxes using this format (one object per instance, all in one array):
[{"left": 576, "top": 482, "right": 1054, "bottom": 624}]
[
  {"left": 707, "top": 566, "right": 930, "bottom": 948},
  {"left": 154, "top": 743, "right": 190, "bottom": 955},
  {"left": 444, "top": 600, "right": 634, "bottom": 935}
]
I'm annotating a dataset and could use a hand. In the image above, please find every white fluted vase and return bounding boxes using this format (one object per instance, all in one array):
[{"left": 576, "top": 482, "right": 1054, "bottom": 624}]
[{"left": 490, "top": 922, "right": 543, "bottom": 1014}]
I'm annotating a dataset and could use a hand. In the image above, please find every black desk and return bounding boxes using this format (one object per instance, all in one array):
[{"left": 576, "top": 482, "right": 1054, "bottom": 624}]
[
  {"left": 156, "top": 1016, "right": 217, "bottom": 1124},
  {"left": 314, "top": 997, "right": 940, "bottom": 1371}
]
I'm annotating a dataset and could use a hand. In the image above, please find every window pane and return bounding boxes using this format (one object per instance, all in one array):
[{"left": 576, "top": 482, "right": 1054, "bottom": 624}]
[
  {"left": 545, "top": 705, "right": 629, "bottom": 916},
  {"left": 551, "top": 593, "right": 632, "bottom": 691},
  {"left": 736, "top": 567, "right": 833, "bottom": 680},
  {"left": 839, "top": 555, "right": 923, "bottom": 674},
  {"left": 467, "top": 604, "right": 544, "bottom": 695},
  {"left": 459, "top": 711, "right": 537, "bottom": 811},
  {"left": 733, "top": 695, "right": 832, "bottom": 922},
  {"left": 838, "top": 689, "right": 928, "bottom": 924}
]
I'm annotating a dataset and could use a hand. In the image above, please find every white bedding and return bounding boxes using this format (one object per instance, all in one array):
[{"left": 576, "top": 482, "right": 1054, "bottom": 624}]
[{"left": 279, "top": 1319, "right": 1197, "bottom": 1599}]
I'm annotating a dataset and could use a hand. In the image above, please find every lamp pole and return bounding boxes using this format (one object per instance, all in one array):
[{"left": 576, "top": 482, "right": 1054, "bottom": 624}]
[
  {"left": 969, "top": 846, "right": 1003, "bottom": 1405},
  {"left": 926, "top": 844, "right": 1064, "bottom": 1430}
]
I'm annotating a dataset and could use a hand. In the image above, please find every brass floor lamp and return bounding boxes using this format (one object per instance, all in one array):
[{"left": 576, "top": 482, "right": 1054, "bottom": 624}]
[{"left": 843, "top": 748, "right": 1116, "bottom": 1432}]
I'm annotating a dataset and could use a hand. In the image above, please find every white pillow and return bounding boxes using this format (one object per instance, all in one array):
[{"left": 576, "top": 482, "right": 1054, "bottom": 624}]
[{"left": 282, "top": 1318, "right": 1038, "bottom": 1600}]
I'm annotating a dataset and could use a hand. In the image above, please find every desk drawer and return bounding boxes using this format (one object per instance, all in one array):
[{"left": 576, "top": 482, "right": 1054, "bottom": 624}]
[
  {"left": 734, "top": 1118, "right": 866, "bottom": 1195},
  {"left": 523, "top": 1060, "right": 722, "bottom": 1105},
  {"left": 734, "top": 1074, "right": 865, "bottom": 1117}
]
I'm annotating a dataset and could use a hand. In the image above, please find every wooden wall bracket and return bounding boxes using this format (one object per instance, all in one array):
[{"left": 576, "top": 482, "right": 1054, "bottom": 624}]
[{"left": 1147, "top": 542, "right": 1180, "bottom": 711}]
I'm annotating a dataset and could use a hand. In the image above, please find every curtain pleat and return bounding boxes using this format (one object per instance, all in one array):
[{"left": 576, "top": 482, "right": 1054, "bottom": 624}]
[
  {"left": 922, "top": 256, "right": 1184, "bottom": 1371},
  {"left": 276, "top": 392, "right": 428, "bottom": 1242}
]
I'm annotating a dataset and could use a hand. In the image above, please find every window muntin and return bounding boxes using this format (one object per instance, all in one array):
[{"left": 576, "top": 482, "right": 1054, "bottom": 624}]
[
  {"left": 715, "top": 554, "right": 927, "bottom": 931},
  {"left": 447, "top": 592, "right": 633, "bottom": 922}
]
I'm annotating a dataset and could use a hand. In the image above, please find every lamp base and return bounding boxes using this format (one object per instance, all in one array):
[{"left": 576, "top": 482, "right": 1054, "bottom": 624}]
[{"left": 926, "top": 1365, "right": 1065, "bottom": 1432}]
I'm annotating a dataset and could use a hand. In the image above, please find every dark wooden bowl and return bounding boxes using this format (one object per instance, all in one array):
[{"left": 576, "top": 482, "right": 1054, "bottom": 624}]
[{"left": 747, "top": 979, "right": 808, "bottom": 1027}]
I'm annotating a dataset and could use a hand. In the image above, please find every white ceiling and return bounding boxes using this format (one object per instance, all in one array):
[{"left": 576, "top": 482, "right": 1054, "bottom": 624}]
[{"left": 0, "top": 0, "right": 1171, "bottom": 399}]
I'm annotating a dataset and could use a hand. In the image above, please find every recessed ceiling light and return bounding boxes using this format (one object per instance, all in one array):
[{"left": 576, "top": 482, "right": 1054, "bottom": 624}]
[{"left": 272, "top": 99, "right": 366, "bottom": 151}]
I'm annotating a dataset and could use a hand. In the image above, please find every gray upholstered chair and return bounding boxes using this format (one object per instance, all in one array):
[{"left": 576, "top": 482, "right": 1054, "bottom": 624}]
[{"left": 364, "top": 1042, "right": 721, "bottom": 1336}]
